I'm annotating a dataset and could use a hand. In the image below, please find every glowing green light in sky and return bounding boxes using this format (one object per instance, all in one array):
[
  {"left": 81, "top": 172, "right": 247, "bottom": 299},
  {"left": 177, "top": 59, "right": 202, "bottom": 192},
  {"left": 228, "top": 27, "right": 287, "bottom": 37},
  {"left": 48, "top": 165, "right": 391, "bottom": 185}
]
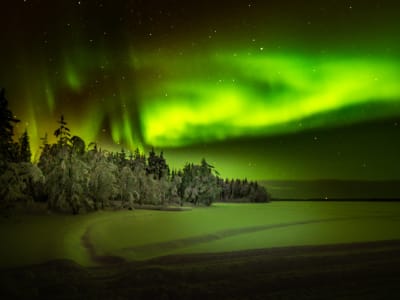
[
  {"left": 7, "top": 49, "right": 400, "bottom": 157},
  {"left": 44, "top": 83, "right": 55, "bottom": 113},
  {"left": 139, "top": 53, "right": 400, "bottom": 147},
  {"left": 64, "top": 62, "right": 82, "bottom": 91}
]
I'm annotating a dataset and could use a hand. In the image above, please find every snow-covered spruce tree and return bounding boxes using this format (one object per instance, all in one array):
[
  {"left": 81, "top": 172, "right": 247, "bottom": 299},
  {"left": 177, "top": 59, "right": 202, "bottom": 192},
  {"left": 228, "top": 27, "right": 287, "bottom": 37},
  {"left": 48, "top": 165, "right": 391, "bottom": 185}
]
[
  {"left": 0, "top": 89, "right": 34, "bottom": 213},
  {"left": 0, "top": 162, "right": 44, "bottom": 211},
  {"left": 117, "top": 166, "right": 137, "bottom": 208},
  {"left": 130, "top": 159, "right": 147, "bottom": 205},
  {"left": 158, "top": 176, "right": 172, "bottom": 205},
  {"left": 141, "top": 175, "right": 162, "bottom": 205},
  {"left": 45, "top": 146, "right": 89, "bottom": 214},
  {"left": 180, "top": 159, "right": 220, "bottom": 206},
  {"left": 41, "top": 116, "right": 90, "bottom": 214},
  {"left": 197, "top": 159, "right": 220, "bottom": 205},
  {"left": 169, "top": 171, "right": 182, "bottom": 205},
  {"left": 87, "top": 150, "right": 118, "bottom": 210}
]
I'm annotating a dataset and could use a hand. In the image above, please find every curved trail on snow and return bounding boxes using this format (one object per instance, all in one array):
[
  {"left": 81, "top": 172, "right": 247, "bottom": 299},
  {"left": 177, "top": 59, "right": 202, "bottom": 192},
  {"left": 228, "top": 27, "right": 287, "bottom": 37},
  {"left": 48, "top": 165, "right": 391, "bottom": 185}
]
[{"left": 80, "top": 214, "right": 396, "bottom": 265}]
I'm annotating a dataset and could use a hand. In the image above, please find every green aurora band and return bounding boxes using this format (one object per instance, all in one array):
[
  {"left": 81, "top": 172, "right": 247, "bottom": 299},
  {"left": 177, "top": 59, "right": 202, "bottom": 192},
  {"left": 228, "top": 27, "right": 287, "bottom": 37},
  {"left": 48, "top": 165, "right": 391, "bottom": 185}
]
[
  {"left": 139, "top": 52, "right": 400, "bottom": 147},
  {"left": 8, "top": 50, "right": 400, "bottom": 156}
]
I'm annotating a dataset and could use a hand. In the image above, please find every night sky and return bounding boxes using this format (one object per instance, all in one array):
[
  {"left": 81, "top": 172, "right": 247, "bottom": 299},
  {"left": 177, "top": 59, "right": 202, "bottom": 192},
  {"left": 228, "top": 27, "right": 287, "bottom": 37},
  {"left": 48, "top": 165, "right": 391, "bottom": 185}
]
[{"left": 1, "top": 0, "right": 400, "bottom": 180}]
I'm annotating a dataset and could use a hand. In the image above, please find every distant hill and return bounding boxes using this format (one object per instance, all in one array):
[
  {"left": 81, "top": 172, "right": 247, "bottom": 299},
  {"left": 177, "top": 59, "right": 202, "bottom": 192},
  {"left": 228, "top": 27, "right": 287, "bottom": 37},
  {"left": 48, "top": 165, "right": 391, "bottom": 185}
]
[{"left": 261, "top": 180, "right": 400, "bottom": 200}]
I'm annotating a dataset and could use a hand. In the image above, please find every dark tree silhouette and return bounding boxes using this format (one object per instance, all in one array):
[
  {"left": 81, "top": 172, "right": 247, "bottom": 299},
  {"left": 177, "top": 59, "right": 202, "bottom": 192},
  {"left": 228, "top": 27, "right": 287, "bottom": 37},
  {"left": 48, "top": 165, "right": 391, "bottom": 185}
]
[
  {"left": 218, "top": 178, "right": 270, "bottom": 203},
  {"left": 0, "top": 88, "right": 20, "bottom": 164},
  {"left": 53, "top": 115, "right": 71, "bottom": 146},
  {"left": 147, "top": 147, "right": 157, "bottom": 177},
  {"left": 18, "top": 129, "right": 31, "bottom": 162},
  {"left": 158, "top": 151, "right": 170, "bottom": 179},
  {"left": 147, "top": 148, "right": 170, "bottom": 179},
  {"left": 71, "top": 136, "right": 86, "bottom": 155}
]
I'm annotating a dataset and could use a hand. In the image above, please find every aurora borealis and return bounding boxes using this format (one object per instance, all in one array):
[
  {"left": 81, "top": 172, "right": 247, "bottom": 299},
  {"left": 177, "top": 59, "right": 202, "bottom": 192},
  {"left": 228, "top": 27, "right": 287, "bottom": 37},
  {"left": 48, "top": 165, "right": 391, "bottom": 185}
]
[
  {"left": 140, "top": 53, "right": 400, "bottom": 146},
  {"left": 1, "top": 0, "right": 400, "bottom": 180}
]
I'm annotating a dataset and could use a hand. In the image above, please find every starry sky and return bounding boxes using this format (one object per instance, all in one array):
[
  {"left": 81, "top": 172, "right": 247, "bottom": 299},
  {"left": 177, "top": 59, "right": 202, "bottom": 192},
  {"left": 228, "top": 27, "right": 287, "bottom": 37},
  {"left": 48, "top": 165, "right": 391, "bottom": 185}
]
[{"left": 1, "top": 0, "right": 400, "bottom": 180}]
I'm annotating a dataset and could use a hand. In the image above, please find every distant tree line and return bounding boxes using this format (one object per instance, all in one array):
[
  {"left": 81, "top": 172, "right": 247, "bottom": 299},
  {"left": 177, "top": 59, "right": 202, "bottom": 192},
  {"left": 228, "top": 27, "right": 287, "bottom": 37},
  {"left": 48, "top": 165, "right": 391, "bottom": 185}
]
[
  {"left": 0, "top": 89, "right": 269, "bottom": 214},
  {"left": 218, "top": 178, "right": 269, "bottom": 203}
]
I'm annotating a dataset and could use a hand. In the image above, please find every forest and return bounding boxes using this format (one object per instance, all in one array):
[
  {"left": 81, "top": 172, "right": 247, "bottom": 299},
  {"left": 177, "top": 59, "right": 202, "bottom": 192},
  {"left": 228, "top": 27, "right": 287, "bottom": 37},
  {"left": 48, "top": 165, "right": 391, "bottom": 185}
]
[{"left": 0, "top": 89, "right": 269, "bottom": 215}]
